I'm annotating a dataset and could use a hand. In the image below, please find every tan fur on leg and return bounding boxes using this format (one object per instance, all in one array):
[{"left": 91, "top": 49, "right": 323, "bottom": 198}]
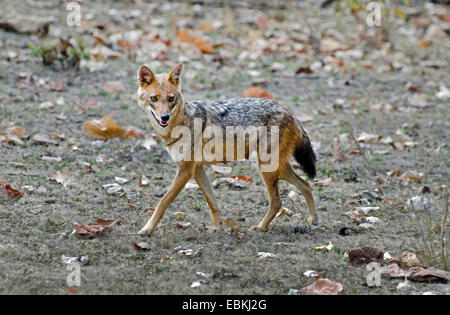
[
  {"left": 139, "top": 162, "right": 195, "bottom": 235},
  {"left": 194, "top": 164, "right": 221, "bottom": 232}
]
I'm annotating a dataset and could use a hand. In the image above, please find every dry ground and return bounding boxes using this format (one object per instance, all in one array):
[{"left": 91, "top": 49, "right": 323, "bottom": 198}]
[{"left": 0, "top": 0, "right": 449, "bottom": 294}]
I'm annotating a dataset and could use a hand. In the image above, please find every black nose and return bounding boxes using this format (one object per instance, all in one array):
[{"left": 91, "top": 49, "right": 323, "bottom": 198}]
[{"left": 161, "top": 114, "right": 170, "bottom": 122}]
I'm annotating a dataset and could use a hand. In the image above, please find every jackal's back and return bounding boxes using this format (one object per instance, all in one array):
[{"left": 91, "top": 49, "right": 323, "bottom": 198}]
[{"left": 184, "top": 97, "right": 290, "bottom": 128}]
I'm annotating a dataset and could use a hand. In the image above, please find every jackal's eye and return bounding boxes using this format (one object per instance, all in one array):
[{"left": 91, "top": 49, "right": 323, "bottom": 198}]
[
  {"left": 150, "top": 96, "right": 158, "bottom": 102},
  {"left": 168, "top": 96, "right": 175, "bottom": 103}
]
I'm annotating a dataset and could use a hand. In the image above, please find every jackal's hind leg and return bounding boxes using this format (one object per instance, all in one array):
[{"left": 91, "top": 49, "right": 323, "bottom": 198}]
[
  {"left": 281, "top": 162, "right": 318, "bottom": 225},
  {"left": 194, "top": 164, "right": 221, "bottom": 232},
  {"left": 249, "top": 170, "right": 281, "bottom": 231}
]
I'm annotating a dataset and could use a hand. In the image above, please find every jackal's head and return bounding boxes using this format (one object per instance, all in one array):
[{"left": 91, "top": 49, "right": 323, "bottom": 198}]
[{"left": 137, "top": 64, "right": 184, "bottom": 133}]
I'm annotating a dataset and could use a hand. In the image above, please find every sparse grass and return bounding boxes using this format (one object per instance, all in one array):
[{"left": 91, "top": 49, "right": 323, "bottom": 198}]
[{"left": 0, "top": 0, "right": 448, "bottom": 295}]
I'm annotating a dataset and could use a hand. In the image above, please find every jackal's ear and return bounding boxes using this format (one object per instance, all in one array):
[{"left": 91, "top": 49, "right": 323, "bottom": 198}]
[
  {"left": 167, "top": 63, "right": 183, "bottom": 88},
  {"left": 138, "top": 65, "right": 155, "bottom": 87}
]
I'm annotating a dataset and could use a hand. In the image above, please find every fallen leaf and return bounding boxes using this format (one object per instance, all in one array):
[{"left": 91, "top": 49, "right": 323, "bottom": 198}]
[
  {"left": 102, "top": 183, "right": 126, "bottom": 196},
  {"left": 133, "top": 242, "right": 151, "bottom": 252},
  {"left": 173, "top": 246, "right": 202, "bottom": 258},
  {"left": 358, "top": 223, "right": 376, "bottom": 231},
  {"left": 61, "top": 255, "right": 89, "bottom": 266},
  {"left": 83, "top": 115, "right": 126, "bottom": 140},
  {"left": 72, "top": 219, "right": 120, "bottom": 238},
  {"left": 212, "top": 268, "right": 238, "bottom": 279},
  {"left": 0, "top": 182, "right": 23, "bottom": 199},
  {"left": 32, "top": 133, "right": 58, "bottom": 145},
  {"left": 139, "top": 174, "right": 150, "bottom": 187},
  {"left": 399, "top": 251, "right": 421, "bottom": 268},
  {"left": 348, "top": 247, "right": 384, "bottom": 266},
  {"left": 241, "top": 87, "right": 274, "bottom": 100},
  {"left": 211, "top": 165, "right": 232, "bottom": 175},
  {"left": 177, "top": 28, "right": 214, "bottom": 54},
  {"left": 231, "top": 175, "right": 253, "bottom": 183},
  {"left": 357, "top": 132, "right": 381, "bottom": 143},
  {"left": 314, "top": 177, "right": 332, "bottom": 187},
  {"left": 320, "top": 38, "right": 349, "bottom": 53},
  {"left": 436, "top": 86, "right": 450, "bottom": 100},
  {"left": 399, "top": 171, "right": 423, "bottom": 184},
  {"left": 0, "top": 14, "right": 55, "bottom": 35},
  {"left": 65, "top": 287, "right": 78, "bottom": 294},
  {"left": 332, "top": 137, "right": 348, "bottom": 162},
  {"left": 303, "top": 270, "right": 326, "bottom": 279},
  {"left": 407, "top": 267, "right": 450, "bottom": 281},
  {"left": 300, "top": 278, "right": 343, "bottom": 295},
  {"left": 276, "top": 207, "right": 294, "bottom": 218},
  {"left": 141, "top": 135, "right": 157, "bottom": 150},
  {"left": 380, "top": 263, "right": 406, "bottom": 278},
  {"left": 314, "top": 242, "right": 334, "bottom": 252},
  {"left": 48, "top": 169, "right": 75, "bottom": 188},
  {"left": 258, "top": 252, "right": 277, "bottom": 259}
]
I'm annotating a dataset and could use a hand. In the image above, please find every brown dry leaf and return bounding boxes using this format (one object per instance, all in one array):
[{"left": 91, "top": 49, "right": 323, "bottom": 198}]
[
  {"left": 231, "top": 175, "right": 253, "bottom": 183},
  {"left": 241, "top": 87, "right": 274, "bottom": 100},
  {"left": 103, "top": 80, "right": 124, "bottom": 93},
  {"left": 48, "top": 169, "right": 75, "bottom": 188},
  {"left": 407, "top": 267, "right": 450, "bottom": 281},
  {"left": 0, "top": 182, "right": 23, "bottom": 199},
  {"left": 332, "top": 137, "right": 348, "bottom": 162},
  {"left": 223, "top": 217, "right": 238, "bottom": 231},
  {"left": 124, "top": 127, "right": 144, "bottom": 139},
  {"left": 399, "top": 251, "right": 421, "bottom": 268},
  {"left": 399, "top": 170, "right": 423, "bottom": 184},
  {"left": 314, "top": 177, "right": 332, "bottom": 187},
  {"left": 177, "top": 28, "right": 214, "bottom": 54},
  {"left": 301, "top": 278, "right": 343, "bottom": 295},
  {"left": 6, "top": 126, "right": 26, "bottom": 139},
  {"left": 83, "top": 115, "right": 126, "bottom": 140},
  {"left": 211, "top": 165, "right": 232, "bottom": 175},
  {"left": 73, "top": 219, "right": 120, "bottom": 238},
  {"left": 380, "top": 263, "right": 406, "bottom": 278},
  {"left": 133, "top": 242, "right": 151, "bottom": 252},
  {"left": 296, "top": 66, "right": 313, "bottom": 74},
  {"left": 348, "top": 247, "right": 384, "bottom": 266},
  {"left": 65, "top": 287, "right": 78, "bottom": 294},
  {"left": 0, "top": 126, "right": 26, "bottom": 145}
]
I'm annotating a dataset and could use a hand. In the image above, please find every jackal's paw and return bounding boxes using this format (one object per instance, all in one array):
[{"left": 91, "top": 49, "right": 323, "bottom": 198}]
[
  {"left": 138, "top": 227, "right": 154, "bottom": 236},
  {"left": 308, "top": 215, "right": 319, "bottom": 226},
  {"left": 248, "top": 225, "right": 266, "bottom": 232}
]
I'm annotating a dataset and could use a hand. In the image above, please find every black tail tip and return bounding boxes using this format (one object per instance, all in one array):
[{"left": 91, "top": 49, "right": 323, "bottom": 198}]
[{"left": 294, "top": 140, "right": 316, "bottom": 179}]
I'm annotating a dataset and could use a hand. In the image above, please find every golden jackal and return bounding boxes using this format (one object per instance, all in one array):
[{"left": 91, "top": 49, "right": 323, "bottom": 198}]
[{"left": 136, "top": 63, "right": 318, "bottom": 235}]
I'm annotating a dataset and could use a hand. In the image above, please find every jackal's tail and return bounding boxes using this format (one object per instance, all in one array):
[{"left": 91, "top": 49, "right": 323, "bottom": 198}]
[{"left": 293, "top": 129, "right": 316, "bottom": 179}]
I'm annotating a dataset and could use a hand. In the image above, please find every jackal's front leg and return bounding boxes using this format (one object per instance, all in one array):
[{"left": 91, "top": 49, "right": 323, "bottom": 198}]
[
  {"left": 139, "top": 163, "right": 194, "bottom": 235},
  {"left": 194, "top": 164, "right": 221, "bottom": 232}
]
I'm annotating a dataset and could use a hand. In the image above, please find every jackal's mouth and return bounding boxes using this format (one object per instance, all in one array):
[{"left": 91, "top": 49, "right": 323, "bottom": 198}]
[{"left": 151, "top": 110, "right": 169, "bottom": 128}]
